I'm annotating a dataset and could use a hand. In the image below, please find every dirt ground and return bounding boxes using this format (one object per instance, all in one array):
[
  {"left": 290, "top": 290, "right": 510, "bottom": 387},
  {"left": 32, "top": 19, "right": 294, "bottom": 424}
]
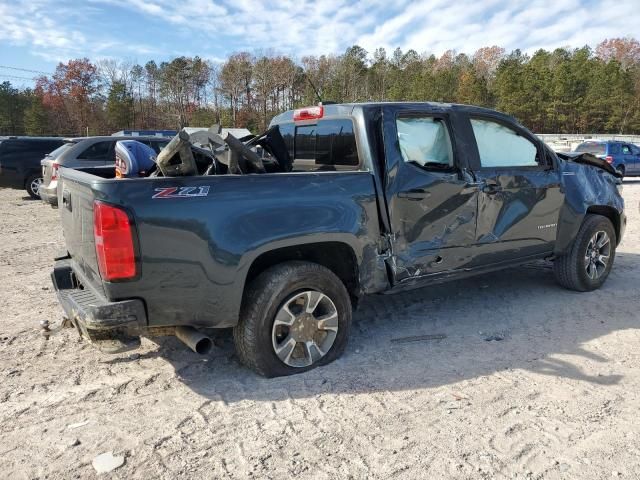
[{"left": 1, "top": 182, "right": 639, "bottom": 480}]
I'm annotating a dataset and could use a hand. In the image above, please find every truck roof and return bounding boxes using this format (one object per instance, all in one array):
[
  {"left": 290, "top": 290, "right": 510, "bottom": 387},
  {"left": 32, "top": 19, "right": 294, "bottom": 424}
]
[{"left": 270, "top": 101, "right": 519, "bottom": 126}]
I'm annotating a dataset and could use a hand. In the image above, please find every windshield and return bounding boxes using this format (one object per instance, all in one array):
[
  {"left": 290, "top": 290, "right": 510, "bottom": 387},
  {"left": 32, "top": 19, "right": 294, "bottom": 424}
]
[
  {"left": 575, "top": 142, "right": 606, "bottom": 155},
  {"left": 47, "top": 142, "right": 75, "bottom": 158}
]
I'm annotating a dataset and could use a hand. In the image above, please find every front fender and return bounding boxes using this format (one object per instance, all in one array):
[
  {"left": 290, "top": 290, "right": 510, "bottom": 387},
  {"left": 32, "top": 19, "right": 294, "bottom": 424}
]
[{"left": 555, "top": 159, "right": 624, "bottom": 254}]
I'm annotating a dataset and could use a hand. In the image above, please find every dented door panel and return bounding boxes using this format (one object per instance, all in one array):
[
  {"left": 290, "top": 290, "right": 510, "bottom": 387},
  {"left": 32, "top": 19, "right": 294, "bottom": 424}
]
[
  {"left": 473, "top": 169, "right": 564, "bottom": 262},
  {"left": 385, "top": 166, "right": 477, "bottom": 280},
  {"left": 381, "top": 105, "right": 479, "bottom": 284}
]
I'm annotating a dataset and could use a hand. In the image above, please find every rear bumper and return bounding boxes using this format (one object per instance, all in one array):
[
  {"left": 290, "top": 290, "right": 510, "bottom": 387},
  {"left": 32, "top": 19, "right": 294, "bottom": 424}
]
[
  {"left": 52, "top": 258, "right": 146, "bottom": 353},
  {"left": 39, "top": 183, "right": 58, "bottom": 206}
]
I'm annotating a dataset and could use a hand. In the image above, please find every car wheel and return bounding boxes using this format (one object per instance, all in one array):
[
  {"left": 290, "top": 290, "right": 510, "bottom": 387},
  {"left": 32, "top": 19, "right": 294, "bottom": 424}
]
[
  {"left": 616, "top": 165, "right": 625, "bottom": 177},
  {"left": 553, "top": 214, "right": 616, "bottom": 292},
  {"left": 25, "top": 174, "right": 43, "bottom": 199},
  {"left": 234, "top": 261, "right": 352, "bottom": 377}
]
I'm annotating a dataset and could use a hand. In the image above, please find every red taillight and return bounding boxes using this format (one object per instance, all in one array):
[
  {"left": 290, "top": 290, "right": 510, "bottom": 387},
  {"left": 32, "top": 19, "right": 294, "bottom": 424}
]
[
  {"left": 51, "top": 162, "right": 60, "bottom": 181},
  {"left": 94, "top": 201, "right": 136, "bottom": 281},
  {"left": 293, "top": 105, "right": 324, "bottom": 121},
  {"left": 605, "top": 155, "right": 614, "bottom": 164}
]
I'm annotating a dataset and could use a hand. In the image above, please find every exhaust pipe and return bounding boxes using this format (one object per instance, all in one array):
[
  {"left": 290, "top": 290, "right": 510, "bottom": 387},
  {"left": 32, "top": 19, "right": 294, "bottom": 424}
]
[{"left": 175, "top": 326, "right": 213, "bottom": 355}]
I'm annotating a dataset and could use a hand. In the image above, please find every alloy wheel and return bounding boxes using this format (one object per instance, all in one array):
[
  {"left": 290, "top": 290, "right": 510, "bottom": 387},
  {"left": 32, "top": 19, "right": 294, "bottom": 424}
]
[
  {"left": 584, "top": 230, "right": 611, "bottom": 280},
  {"left": 30, "top": 177, "right": 43, "bottom": 197},
  {"left": 271, "top": 290, "right": 339, "bottom": 368}
]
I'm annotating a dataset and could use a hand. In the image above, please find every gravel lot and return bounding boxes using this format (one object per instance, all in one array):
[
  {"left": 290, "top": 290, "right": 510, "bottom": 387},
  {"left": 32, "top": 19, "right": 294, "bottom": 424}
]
[{"left": 1, "top": 183, "right": 640, "bottom": 479}]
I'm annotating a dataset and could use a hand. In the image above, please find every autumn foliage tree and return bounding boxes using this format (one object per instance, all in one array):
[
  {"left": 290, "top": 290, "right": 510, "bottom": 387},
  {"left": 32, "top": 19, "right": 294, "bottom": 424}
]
[
  {"left": 2, "top": 37, "right": 640, "bottom": 136},
  {"left": 33, "top": 58, "right": 100, "bottom": 135}
]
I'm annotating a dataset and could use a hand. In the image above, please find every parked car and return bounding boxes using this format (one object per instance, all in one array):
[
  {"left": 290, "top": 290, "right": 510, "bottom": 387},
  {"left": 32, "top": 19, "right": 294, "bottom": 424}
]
[
  {"left": 51, "top": 102, "right": 625, "bottom": 377},
  {"left": 39, "top": 136, "right": 171, "bottom": 206},
  {"left": 0, "top": 137, "right": 66, "bottom": 199},
  {"left": 574, "top": 140, "right": 640, "bottom": 177}
]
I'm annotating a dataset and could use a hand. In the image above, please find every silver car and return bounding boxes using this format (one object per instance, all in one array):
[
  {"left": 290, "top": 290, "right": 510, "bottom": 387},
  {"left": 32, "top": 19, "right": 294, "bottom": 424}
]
[{"left": 40, "top": 136, "right": 170, "bottom": 206}]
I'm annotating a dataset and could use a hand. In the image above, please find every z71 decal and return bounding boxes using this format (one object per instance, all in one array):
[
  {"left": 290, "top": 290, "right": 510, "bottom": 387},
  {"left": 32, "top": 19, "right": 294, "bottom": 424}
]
[{"left": 152, "top": 186, "right": 211, "bottom": 199}]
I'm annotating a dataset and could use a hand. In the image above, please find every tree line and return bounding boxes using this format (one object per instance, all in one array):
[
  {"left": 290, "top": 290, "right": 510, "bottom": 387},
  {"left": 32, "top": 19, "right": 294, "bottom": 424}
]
[{"left": 1, "top": 37, "right": 639, "bottom": 137}]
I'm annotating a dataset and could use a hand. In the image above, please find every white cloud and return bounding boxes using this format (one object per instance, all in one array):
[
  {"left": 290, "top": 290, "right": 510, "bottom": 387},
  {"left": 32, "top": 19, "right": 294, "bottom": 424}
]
[
  {"left": 0, "top": 0, "right": 638, "bottom": 66},
  {"left": 356, "top": 0, "right": 639, "bottom": 56}
]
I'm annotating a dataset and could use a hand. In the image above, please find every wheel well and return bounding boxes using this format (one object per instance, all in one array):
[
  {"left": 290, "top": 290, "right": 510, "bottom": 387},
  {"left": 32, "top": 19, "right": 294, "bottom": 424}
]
[
  {"left": 245, "top": 242, "right": 360, "bottom": 302},
  {"left": 587, "top": 206, "right": 621, "bottom": 244}
]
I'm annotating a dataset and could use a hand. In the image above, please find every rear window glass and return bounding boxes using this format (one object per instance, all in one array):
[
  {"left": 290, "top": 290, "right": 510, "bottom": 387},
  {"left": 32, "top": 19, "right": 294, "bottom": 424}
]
[
  {"left": 47, "top": 142, "right": 74, "bottom": 158},
  {"left": 278, "top": 119, "right": 358, "bottom": 171},
  {"left": 146, "top": 140, "right": 169, "bottom": 153},
  {"left": 0, "top": 140, "right": 31, "bottom": 154},
  {"left": 575, "top": 142, "right": 606, "bottom": 155},
  {"left": 78, "top": 141, "right": 112, "bottom": 161}
]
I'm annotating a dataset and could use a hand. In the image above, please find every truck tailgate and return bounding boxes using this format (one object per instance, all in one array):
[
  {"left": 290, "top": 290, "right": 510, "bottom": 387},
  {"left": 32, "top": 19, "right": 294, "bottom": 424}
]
[{"left": 58, "top": 170, "right": 105, "bottom": 294}]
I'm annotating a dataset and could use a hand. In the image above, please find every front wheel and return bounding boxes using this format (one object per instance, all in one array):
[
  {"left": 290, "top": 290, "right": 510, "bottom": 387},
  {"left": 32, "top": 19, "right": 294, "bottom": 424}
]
[
  {"left": 234, "top": 261, "right": 352, "bottom": 377},
  {"left": 553, "top": 214, "right": 616, "bottom": 291},
  {"left": 26, "top": 174, "right": 43, "bottom": 199}
]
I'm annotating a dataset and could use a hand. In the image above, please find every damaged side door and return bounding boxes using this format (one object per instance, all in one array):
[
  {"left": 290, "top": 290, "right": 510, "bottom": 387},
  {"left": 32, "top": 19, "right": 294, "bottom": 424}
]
[
  {"left": 464, "top": 115, "right": 564, "bottom": 263},
  {"left": 381, "top": 105, "right": 479, "bottom": 284}
]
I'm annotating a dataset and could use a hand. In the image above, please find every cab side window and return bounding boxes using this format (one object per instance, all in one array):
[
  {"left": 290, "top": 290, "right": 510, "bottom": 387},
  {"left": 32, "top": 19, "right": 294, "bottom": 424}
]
[
  {"left": 471, "top": 119, "right": 539, "bottom": 167},
  {"left": 78, "top": 141, "right": 112, "bottom": 161},
  {"left": 396, "top": 117, "right": 453, "bottom": 168},
  {"left": 622, "top": 145, "right": 632, "bottom": 154}
]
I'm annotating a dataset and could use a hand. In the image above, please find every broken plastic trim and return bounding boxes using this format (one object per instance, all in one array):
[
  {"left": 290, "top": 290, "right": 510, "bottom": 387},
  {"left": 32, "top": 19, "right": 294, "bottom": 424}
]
[{"left": 557, "top": 152, "right": 622, "bottom": 178}]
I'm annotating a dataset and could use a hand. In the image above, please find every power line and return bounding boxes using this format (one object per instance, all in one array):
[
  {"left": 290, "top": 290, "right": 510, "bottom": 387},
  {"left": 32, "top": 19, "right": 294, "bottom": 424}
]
[
  {"left": 0, "top": 74, "right": 38, "bottom": 82},
  {"left": 0, "top": 65, "right": 51, "bottom": 76}
]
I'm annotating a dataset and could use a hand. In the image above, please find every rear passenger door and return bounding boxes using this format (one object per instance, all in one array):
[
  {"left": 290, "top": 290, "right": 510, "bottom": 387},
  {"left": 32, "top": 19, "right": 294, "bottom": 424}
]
[
  {"left": 73, "top": 140, "right": 115, "bottom": 178},
  {"left": 382, "top": 105, "right": 479, "bottom": 282},
  {"left": 631, "top": 145, "right": 640, "bottom": 175},
  {"left": 466, "top": 116, "right": 563, "bottom": 263}
]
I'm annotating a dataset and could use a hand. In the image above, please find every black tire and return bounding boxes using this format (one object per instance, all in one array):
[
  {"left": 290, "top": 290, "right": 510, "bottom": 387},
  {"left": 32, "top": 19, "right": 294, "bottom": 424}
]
[
  {"left": 234, "top": 261, "right": 352, "bottom": 377},
  {"left": 25, "top": 173, "right": 43, "bottom": 199},
  {"left": 553, "top": 214, "right": 616, "bottom": 292},
  {"left": 616, "top": 165, "right": 625, "bottom": 178}
]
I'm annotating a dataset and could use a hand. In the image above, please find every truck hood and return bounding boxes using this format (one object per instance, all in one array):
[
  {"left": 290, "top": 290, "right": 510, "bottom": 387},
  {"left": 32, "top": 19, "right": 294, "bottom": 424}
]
[{"left": 556, "top": 151, "right": 622, "bottom": 178}]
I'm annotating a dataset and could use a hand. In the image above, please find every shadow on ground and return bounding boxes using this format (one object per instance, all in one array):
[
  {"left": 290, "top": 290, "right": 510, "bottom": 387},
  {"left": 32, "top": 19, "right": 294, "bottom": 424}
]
[{"left": 105, "top": 253, "right": 640, "bottom": 403}]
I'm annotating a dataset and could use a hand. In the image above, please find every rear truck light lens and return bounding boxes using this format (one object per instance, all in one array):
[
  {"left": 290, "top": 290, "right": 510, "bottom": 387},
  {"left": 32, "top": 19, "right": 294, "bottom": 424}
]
[
  {"left": 51, "top": 162, "right": 60, "bottom": 181},
  {"left": 94, "top": 201, "right": 136, "bottom": 281},
  {"left": 605, "top": 155, "right": 614, "bottom": 164},
  {"left": 293, "top": 105, "right": 324, "bottom": 121}
]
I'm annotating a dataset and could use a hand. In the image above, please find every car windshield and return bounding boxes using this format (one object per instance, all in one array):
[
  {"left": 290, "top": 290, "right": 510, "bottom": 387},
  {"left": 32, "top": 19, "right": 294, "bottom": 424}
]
[
  {"left": 46, "top": 142, "right": 75, "bottom": 158},
  {"left": 575, "top": 142, "right": 606, "bottom": 155}
]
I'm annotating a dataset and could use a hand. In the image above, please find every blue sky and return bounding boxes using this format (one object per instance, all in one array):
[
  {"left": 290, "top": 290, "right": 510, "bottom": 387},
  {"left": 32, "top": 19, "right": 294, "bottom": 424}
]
[{"left": 0, "top": 0, "right": 638, "bottom": 86}]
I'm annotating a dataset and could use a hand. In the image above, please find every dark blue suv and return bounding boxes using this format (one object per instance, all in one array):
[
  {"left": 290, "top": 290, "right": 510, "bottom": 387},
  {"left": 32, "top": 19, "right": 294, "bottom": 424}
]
[{"left": 574, "top": 140, "right": 640, "bottom": 177}]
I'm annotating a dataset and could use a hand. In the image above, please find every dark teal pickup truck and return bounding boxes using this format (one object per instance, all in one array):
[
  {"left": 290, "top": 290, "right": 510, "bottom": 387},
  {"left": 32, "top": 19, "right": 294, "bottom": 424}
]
[{"left": 51, "top": 102, "right": 625, "bottom": 377}]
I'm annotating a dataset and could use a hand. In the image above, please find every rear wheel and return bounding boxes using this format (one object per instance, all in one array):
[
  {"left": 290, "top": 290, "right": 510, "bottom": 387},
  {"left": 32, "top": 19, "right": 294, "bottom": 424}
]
[
  {"left": 234, "top": 261, "right": 352, "bottom": 377},
  {"left": 25, "top": 174, "right": 43, "bottom": 199},
  {"left": 553, "top": 214, "right": 616, "bottom": 291}
]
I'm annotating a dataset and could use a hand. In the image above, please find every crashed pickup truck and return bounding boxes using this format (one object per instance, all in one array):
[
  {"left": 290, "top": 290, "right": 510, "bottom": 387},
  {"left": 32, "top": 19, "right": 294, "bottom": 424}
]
[{"left": 51, "top": 102, "right": 625, "bottom": 377}]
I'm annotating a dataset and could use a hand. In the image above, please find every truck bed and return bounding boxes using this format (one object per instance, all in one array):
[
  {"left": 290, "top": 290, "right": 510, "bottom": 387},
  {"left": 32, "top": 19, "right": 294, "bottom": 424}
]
[{"left": 58, "top": 168, "right": 381, "bottom": 329}]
